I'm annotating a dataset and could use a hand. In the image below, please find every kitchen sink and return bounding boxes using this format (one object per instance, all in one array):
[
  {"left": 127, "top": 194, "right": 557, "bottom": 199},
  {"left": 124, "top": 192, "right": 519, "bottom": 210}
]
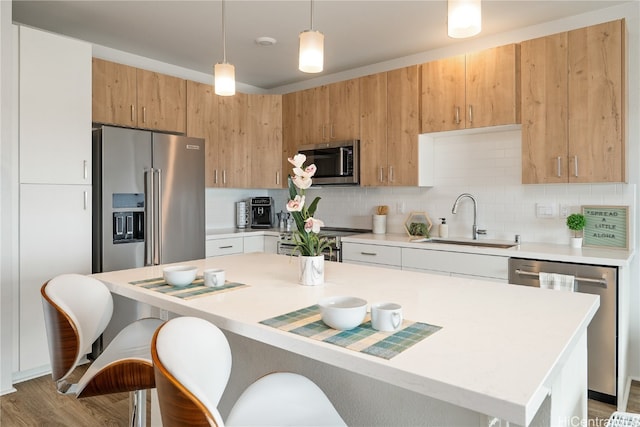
[{"left": 426, "top": 239, "right": 517, "bottom": 249}]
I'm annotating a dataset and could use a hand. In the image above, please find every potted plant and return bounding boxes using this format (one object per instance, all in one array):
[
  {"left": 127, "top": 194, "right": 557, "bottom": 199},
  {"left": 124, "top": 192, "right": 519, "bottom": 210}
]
[{"left": 566, "top": 213, "right": 586, "bottom": 248}]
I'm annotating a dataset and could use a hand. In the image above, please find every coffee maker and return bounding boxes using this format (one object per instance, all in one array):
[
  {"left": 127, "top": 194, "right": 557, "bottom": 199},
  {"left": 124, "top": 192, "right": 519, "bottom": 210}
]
[{"left": 250, "top": 197, "right": 274, "bottom": 229}]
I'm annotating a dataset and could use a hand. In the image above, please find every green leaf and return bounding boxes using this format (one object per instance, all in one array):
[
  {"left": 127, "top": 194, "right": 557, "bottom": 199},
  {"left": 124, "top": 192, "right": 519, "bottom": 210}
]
[{"left": 307, "top": 196, "right": 321, "bottom": 217}]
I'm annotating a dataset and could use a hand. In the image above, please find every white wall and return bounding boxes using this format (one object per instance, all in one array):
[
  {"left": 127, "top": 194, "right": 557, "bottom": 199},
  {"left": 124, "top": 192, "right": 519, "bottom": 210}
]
[{"left": 0, "top": 2, "right": 17, "bottom": 395}]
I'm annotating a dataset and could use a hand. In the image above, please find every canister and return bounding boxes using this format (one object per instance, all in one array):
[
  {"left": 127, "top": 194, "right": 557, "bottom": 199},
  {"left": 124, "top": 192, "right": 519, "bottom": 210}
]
[{"left": 236, "top": 201, "right": 249, "bottom": 229}]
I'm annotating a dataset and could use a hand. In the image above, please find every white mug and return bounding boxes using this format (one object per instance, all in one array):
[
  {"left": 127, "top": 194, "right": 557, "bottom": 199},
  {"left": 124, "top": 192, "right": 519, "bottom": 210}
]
[
  {"left": 203, "top": 268, "right": 226, "bottom": 287},
  {"left": 371, "top": 302, "right": 403, "bottom": 332}
]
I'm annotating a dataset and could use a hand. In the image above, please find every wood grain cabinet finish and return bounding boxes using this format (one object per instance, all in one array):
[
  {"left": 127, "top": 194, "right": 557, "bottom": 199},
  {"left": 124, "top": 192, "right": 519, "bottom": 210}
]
[
  {"left": 421, "top": 44, "right": 521, "bottom": 132},
  {"left": 92, "top": 58, "right": 187, "bottom": 134},
  {"left": 359, "top": 66, "right": 419, "bottom": 187},
  {"left": 187, "top": 82, "right": 282, "bottom": 188},
  {"left": 521, "top": 19, "right": 625, "bottom": 184},
  {"left": 282, "top": 91, "right": 304, "bottom": 177},
  {"left": 300, "top": 79, "right": 359, "bottom": 144}
]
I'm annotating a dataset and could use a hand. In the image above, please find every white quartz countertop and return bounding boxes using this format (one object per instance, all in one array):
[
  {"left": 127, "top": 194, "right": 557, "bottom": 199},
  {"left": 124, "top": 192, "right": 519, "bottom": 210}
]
[
  {"left": 93, "top": 253, "right": 598, "bottom": 426},
  {"left": 342, "top": 233, "right": 634, "bottom": 267}
]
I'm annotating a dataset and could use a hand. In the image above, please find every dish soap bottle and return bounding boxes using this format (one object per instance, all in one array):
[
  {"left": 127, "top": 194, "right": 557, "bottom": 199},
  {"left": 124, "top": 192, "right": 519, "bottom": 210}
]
[{"left": 439, "top": 218, "right": 449, "bottom": 238}]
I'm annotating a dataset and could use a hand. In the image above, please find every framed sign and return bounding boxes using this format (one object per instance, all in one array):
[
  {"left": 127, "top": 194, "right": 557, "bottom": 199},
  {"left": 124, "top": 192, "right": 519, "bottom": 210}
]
[{"left": 582, "top": 205, "right": 629, "bottom": 249}]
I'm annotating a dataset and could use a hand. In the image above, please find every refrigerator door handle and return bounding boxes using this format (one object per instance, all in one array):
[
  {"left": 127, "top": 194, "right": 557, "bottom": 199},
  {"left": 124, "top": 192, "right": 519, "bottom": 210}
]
[
  {"left": 144, "top": 168, "right": 154, "bottom": 266},
  {"left": 155, "top": 168, "right": 163, "bottom": 265}
]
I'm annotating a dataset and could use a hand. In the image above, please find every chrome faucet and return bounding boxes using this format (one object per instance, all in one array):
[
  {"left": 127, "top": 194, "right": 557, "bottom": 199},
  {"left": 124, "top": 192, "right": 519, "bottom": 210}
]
[{"left": 451, "top": 193, "right": 486, "bottom": 240}]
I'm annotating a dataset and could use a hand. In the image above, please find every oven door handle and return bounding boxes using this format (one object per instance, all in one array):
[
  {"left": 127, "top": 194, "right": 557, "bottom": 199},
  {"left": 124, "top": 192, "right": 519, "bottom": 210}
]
[{"left": 514, "top": 269, "right": 608, "bottom": 288}]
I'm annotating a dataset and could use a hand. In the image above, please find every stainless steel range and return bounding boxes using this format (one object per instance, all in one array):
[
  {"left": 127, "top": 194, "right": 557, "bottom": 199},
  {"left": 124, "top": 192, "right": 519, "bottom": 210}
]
[{"left": 277, "top": 227, "right": 369, "bottom": 262}]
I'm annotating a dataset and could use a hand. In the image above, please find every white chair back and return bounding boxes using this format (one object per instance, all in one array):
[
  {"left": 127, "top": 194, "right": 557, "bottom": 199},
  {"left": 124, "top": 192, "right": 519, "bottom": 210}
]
[
  {"left": 43, "top": 274, "right": 113, "bottom": 374},
  {"left": 154, "top": 316, "right": 232, "bottom": 421}
]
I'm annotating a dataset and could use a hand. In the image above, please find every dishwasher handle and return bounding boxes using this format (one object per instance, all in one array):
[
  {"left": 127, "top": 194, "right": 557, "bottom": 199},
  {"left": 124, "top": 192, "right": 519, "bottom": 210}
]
[{"left": 514, "top": 269, "right": 608, "bottom": 288}]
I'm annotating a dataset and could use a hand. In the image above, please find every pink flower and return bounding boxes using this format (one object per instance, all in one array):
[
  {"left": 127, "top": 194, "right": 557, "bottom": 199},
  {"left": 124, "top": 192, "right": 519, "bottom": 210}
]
[
  {"left": 286, "top": 195, "right": 305, "bottom": 212},
  {"left": 288, "top": 154, "right": 306, "bottom": 168},
  {"left": 304, "top": 217, "right": 324, "bottom": 234},
  {"left": 292, "top": 174, "right": 312, "bottom": 190}
]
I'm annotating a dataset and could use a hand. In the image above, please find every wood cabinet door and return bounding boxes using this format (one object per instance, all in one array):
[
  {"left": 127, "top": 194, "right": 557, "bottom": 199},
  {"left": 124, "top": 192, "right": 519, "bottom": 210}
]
[
  {"left": 218, "top": 93, "right": 249, "bottom": 187},
  {"left": 282, "top": 91, "right": 303, "bottom": 179},
  {"left": 92, "top": 58, "right": 137, "bottom": 127},
  {"left": 359, "top": 73, "right": 387, "bottom": 186},
  {"left": 466, "top": 44, "right": 521, "bottom": 129},
  {"left": 136, "top": 69, "right": 186, "bottom": 133},
  {"left": 301, "top": 86, "right": 329, "bottom": 143},
  {"left": 521, "top": 33, "right": 569, "bottom": 184},
  {"left": 387, "top": 66, "right": 419, "bottom": 186},
  {"left": 568, "top": 20, "right": 625, "bottom": 183},
  {"left": 249, "top": 94, "right": 283, "bottom": 188},
  {"left": 186, "top": 81, "right": 219, "bottom": 187},
  {"left": 420, "top": 55, "right": 465, "bottom": 133},
  {"left": 329, "top": 79, "right": 360, "bottom": 140}
]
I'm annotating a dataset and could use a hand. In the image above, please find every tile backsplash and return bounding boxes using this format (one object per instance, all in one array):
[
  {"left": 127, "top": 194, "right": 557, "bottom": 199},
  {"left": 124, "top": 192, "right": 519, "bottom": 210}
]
[{"left": 207, "top": 128, "right": 635, "bottom": 248}]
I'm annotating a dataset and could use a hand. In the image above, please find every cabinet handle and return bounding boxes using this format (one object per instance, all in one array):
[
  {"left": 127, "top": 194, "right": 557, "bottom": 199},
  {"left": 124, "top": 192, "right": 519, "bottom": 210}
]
[
  {"left": 574, "top": 156, "right": 579, "bottom": 177},
  {"left": 557, "top": 156, "right": 562, "bottom": 178},
  {"left": 83, "top": 191, "right": 88, "bottom": 210},
  {"left": 330, "top": 124, "right": 335, "bottom": 139},
  {"left": 379, "top": 167, "right": 384, "bottom": 183},
  {"left": 223, "top": 170, "right": 227, "bottom": 185},
  {"left": 142, "top": 107, "right": 147, "bottom": 124},
  {"left": 276, "top": 171, "right": 280, "bottom": 185},
  {"left": 219, "top": 245, "right": 233, "bottom": 249},
  {"left": 389, "top": 165, "right": 394, "bottom": 183},
  {"left": 131, "top": 105, "right": 135, "bottom": 122},
  {"left": 468, "top": 105, "right": 473, "bottom": 124},
  {"left": 83, "top": 160, "right": 88, "bottom": 180},
  {"left": 455, "top": 106, "right": 460, "bottom": 124},
  {"left": 214, "top": 169, "right": 218, "bottom": 185},
  {"left": 322, "top": 125, "right": 326, "bottom": 140},
  {"left": 361, "top": 252, "right": 377, "bottom": 256}
]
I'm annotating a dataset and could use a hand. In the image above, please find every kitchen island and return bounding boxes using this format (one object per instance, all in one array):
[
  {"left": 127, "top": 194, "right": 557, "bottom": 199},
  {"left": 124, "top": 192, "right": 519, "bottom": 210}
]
[{"left": 93, "top": 253, "right": 599, "bottom": 426}]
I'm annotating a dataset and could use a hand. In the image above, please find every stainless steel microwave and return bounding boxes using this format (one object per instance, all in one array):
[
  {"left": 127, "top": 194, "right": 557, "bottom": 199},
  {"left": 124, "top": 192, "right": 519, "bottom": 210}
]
[{"left": 297, "top": 140, "right": 359, "bottom": 185}]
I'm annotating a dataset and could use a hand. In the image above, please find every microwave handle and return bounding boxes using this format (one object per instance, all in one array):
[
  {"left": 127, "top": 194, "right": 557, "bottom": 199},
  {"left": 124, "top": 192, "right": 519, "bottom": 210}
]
[{"left": 339, "top": 147, "right": 347, "bottom": 176}]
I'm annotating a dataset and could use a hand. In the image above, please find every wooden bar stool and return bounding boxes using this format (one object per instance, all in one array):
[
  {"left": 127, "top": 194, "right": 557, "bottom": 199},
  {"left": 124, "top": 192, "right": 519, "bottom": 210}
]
[{"left": 41, "top": 273, "right": 164, "bottom": 427}]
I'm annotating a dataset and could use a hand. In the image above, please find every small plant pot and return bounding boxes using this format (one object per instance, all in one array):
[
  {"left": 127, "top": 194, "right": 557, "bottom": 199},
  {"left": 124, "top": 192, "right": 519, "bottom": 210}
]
[{"left": 570, "top": 237, "right": 583, "bottom": 248}]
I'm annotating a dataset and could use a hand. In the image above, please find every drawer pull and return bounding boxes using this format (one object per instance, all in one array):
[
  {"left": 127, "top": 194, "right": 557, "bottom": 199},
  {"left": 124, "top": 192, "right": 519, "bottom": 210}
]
[
  {"left": 361, "top": 252, "right": 377, "bottom": 256},
  {"left": 219, "top": 245, "right": 233, "bottom": 249}
]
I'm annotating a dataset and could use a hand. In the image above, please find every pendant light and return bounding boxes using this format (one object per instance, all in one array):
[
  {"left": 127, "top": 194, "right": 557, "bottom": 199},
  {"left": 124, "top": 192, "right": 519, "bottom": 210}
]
[
  {"left": 214, "top": 0, "right": 235, "bottom": 96},
  {"left": 447, "top": 0, "right": 482, "bottom": 39},
  {"left": 298, "top": 0, "right": 324, "bottom": 73}
]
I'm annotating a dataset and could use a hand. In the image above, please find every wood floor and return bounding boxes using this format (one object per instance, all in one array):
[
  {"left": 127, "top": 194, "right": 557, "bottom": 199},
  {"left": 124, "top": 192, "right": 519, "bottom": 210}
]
[{"left": 1, "top": 367, "right": 637, "bottom": 426}]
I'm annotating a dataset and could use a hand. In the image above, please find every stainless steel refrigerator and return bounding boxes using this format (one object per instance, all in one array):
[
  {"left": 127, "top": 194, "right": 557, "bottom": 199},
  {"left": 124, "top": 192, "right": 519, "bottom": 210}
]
[{"left": 92, "top": 125, "right": 205, "bottom": 344}]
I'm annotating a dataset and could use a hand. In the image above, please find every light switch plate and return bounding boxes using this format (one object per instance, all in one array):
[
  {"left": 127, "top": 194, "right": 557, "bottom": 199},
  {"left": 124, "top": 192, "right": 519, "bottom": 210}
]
[{"left": 536, "top": 203, "right": 556, "bottom": 218}]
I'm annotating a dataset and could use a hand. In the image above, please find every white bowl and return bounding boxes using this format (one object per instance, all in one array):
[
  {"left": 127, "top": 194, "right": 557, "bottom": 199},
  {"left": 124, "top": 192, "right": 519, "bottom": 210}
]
[
  {"left": 163, "top": 265, "right": 197, "bottom": 287},
  {"left": 318, "top": 296, "right": 367, "bottom": 330}
]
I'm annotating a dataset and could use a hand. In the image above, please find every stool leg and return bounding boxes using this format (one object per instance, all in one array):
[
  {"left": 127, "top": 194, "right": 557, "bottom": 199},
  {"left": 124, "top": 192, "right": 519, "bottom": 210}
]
[{"left": 129, "top": 389, "right": 147, "bottom": 427}]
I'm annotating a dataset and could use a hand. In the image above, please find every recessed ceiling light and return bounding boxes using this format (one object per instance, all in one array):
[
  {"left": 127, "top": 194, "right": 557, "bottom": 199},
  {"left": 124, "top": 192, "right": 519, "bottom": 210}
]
[{"left": 255, "top": 37, "right": 277, "bottom": 46}]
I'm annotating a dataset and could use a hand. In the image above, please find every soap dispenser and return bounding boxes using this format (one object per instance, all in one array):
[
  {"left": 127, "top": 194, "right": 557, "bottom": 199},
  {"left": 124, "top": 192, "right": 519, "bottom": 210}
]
[{"left": 439, "top": 218, "right": 449, "bottom": 238}]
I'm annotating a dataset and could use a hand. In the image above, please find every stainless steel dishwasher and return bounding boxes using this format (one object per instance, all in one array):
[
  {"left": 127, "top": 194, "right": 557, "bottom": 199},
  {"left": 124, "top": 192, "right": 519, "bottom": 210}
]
[{"left": 508, "top": 257, "right": 618, "bottom": 404}]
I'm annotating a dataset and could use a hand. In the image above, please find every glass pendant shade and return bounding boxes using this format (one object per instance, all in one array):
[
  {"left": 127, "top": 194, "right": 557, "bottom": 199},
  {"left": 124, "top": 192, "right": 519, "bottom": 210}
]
[
  {"left": 448, "top": 0, "right": 481, "bottom": 38},
  {"left": 298, "top": 30, "right": 324, "bottom": 73},
  {"left": 214, "top": 62, "right": 235, "bottom": 96}
]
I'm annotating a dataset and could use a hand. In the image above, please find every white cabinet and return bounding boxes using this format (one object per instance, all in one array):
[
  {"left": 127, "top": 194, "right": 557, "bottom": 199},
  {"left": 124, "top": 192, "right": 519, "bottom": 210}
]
[
  {"left": 342, "top": 243, "right": 402, "bottom": 269},
  {"left": 17, "top": 27, "right": 92, "bottom": 374},
  {"left": 206, "top": 237, "right": 244, "bottom": 257},
  {"left": 19, "top": 184, "right": 92, "bottom": 371},
  {"left": 19, "top": 26, "right": 91, "bottom": 184},
  {"left": 264, "top": 235, "right": 278, "bottom": 254},
  {"left": 244, "top": 235, "right": 265, "bottom": 253},
  {"left": 402, "top": 248, "right": 508, "bottom": 282}
]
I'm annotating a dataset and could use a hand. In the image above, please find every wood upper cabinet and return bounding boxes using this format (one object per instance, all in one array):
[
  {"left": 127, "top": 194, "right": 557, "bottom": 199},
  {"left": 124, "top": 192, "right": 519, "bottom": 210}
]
[
  {"left": 387, "top": 65, "right": 419, "bottom": 186},
  {"left": 218, "top": 93, "right": 250, "bottom": 188},
  {"left": 92, "top": 58, "right": 187, "bottom": 134},
  {"left": 186, "top": 80, "right": 219, "bottom": 187},
  {"left": 421, "top": 44, "right": 520, "bottom": 132},
  {"left": 521, "top": 20, "right": 625, "bottom": 184},
  {"left": 300, "top": 79, "right": 359, "bottom": 143},
  {"left": 359, "top": 66, "right": 419, "bottom": 187},
  {"left": 248, "top": 94, "right": 283, "bottom": 189},
  {"left": 282, "top": 91, "right": 303, "bottom": 176}
]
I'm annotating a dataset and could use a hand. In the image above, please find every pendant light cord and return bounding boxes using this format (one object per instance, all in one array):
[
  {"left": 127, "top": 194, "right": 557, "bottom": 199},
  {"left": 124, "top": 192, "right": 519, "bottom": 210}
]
[
  {"left": 310, "top": 0, "right": 314, "bottom": 30},
  {"left": 222, "top": 0, "right": 227, "bottom": 63}
]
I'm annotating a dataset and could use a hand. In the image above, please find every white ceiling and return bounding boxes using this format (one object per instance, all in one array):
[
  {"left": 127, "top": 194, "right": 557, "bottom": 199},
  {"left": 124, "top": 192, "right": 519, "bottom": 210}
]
[{"left": 12, "top": 0, "right": 629, "bottom": 90}]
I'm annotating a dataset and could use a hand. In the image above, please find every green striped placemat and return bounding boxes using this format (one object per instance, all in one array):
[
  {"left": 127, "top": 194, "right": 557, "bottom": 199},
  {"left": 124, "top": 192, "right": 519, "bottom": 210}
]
[
  {"left": 129, "top": 276, "right": 248, "bottom": 300},
  {"left": 260, "top": 305, "right": 442, "bottom": 360}
]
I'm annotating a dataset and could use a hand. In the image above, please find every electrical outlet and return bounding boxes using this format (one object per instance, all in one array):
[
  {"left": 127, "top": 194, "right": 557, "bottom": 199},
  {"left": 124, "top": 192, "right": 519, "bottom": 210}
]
[
  {"left": 559, "top": 204, "right": 570, "bottom": 218},
  {"left": 396, "top": 202, "right": 405, "bottom": 214}
]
